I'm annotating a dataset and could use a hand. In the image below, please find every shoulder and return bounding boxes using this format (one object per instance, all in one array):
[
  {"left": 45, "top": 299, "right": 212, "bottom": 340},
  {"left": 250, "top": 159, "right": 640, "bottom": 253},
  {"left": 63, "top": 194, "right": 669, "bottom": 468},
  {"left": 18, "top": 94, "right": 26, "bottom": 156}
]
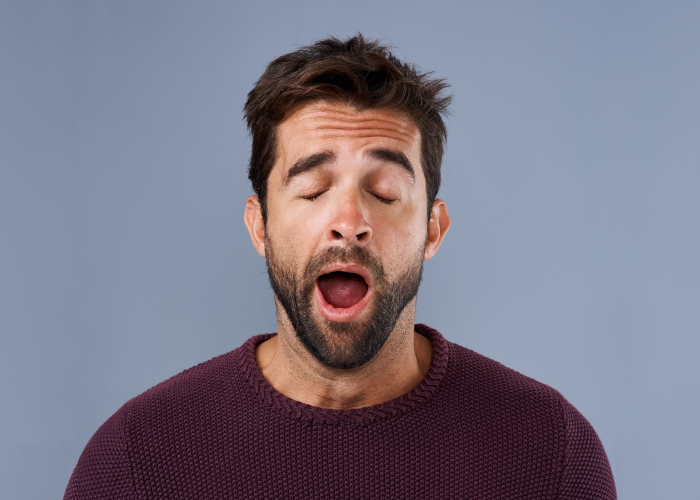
[
  {"left": 119, "top": 336, "right": 270, "bottom": 437},
  {"left": 126, "top": 346, "right": 240, "bottom": 414},
  {"left": 444, "top": 337, "right": 566, "bottom": 416},
  {"left": 64, "top": 405, "right": 134, "bottom": 499},
  {"left": 439, "top": 333, "right": 616, "bottom": 499},
  {"left": 556, "top": 395, "right": 617, "bottom": 499},
  {"left": 65, "top": 336, "right": 265, "bottom": 499},
  {"left": 418, "top": 324, "right": 568, "bottom": 442}
]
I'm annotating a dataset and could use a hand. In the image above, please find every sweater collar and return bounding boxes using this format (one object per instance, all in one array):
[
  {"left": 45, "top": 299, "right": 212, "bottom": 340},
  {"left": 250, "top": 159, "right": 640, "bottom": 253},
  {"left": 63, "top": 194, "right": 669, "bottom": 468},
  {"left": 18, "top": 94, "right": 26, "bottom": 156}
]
[{"left": 235, "top": 324, "right": 450, "bottom": 426}]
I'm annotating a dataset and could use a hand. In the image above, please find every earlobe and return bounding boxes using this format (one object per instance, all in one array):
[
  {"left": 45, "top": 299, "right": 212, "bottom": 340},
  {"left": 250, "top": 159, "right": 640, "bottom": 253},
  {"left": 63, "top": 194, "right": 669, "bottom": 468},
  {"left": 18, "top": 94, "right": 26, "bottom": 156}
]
[
  {"left": 244, "top": 196, "right": 266, "bottom": 258},
  {"left": 424, "top": 199, "right": 450, "bottom": 261}
]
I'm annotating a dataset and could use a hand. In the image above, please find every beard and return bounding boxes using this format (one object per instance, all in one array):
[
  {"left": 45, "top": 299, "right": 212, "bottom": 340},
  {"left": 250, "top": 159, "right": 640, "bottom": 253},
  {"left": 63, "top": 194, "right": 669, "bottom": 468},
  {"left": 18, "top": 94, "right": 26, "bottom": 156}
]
[{"left": 265, "top": 238, "right": 424, "bottom": 370}]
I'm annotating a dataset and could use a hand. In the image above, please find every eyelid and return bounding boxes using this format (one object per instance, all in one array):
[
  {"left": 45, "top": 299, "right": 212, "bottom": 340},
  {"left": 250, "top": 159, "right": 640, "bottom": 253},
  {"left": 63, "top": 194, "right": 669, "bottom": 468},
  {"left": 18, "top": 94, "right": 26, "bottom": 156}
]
[
  {"left": 302, "top": 189, "right": 328, "bottom": 201},
  {"left": 301, "top": 188, "right": 396, "bottom": 203},
  {"left": 371, "top": 192, "right": 395, "bottom": 204}
]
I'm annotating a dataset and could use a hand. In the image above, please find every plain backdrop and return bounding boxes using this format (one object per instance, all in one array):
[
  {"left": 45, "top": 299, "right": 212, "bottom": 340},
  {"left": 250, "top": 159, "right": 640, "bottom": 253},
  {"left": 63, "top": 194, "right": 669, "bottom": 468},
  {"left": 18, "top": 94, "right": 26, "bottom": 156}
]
[{"left": 2, "top": 1, "right": 699, "bottom": 498}]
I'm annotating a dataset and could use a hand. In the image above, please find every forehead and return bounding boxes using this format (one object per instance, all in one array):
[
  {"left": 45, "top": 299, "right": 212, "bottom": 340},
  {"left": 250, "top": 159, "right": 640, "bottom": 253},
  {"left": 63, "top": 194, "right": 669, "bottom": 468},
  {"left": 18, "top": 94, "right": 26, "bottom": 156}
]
[{"left": 275, "top": 101, "right": 421, "bottom": 165}]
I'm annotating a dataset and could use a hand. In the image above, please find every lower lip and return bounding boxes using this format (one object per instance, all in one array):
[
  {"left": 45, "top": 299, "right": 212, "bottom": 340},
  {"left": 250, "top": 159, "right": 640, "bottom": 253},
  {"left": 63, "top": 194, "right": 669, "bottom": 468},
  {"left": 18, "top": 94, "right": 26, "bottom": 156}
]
[{"left": 315, "top": 282, "right": 371, "bottom": 322}]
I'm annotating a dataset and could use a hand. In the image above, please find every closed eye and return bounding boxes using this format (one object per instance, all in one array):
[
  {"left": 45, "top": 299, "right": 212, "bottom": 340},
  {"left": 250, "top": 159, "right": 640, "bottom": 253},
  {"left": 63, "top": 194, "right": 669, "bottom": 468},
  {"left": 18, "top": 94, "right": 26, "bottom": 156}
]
[
  {"left": 302, "top": 191, "right": 394, "bottom": 203},
  {"left": 372, "top": 193, "right": 395, "bottom": 204},
  {"left": 302, "top": 190, "right": 327, "bottom": 201}
]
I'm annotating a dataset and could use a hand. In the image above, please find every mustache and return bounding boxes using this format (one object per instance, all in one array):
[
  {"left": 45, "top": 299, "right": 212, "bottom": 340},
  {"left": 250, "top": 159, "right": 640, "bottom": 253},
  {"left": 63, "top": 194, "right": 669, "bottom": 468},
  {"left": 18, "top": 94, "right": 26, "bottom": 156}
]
[{"left": 303, "top": 246, "right": 385, "bottom": 284}]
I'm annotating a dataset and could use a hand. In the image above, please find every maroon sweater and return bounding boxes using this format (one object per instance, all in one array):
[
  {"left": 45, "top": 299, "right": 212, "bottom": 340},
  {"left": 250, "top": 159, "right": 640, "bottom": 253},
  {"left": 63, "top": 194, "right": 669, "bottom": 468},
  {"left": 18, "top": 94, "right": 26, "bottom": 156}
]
[{"left": 64, "top": 325, "right": 616, "bottom": 499}]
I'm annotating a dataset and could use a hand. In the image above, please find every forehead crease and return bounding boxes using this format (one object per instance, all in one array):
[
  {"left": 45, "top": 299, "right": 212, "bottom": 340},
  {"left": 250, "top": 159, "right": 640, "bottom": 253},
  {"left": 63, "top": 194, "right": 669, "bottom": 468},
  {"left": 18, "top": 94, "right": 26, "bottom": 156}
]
[
  {"left": 312, "top": 129, "right": 414, "bottom": 143},
  {"left": 308, "top": 115, "right": 412, "bottom": 130},
  {"left": 304, "top": 119, "right": 417, "bottom": 144},
  {"left": 310, "top": 106, "right": 405, "bottom": 118},
  {"left": 309, "top": 111, "right": 407, "bottom": 123},
  {"left": 305, "top": 106, "right": 414, "bottom": 125},
  {"left": 312, "top": 122, "right": 409, "bottom": 133}
]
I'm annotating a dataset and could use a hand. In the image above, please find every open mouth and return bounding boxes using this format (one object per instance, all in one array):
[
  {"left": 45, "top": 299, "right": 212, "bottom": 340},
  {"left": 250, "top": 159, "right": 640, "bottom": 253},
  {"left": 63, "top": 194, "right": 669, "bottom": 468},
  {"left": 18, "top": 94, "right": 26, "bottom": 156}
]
[{"left": 317, "top": 271, "right": 369, "bottom": 309}]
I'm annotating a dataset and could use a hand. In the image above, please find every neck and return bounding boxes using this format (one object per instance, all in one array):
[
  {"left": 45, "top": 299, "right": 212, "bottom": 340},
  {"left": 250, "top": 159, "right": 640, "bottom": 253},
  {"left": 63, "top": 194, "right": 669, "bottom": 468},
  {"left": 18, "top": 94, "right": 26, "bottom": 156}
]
[{"left": 255, "top": 301, "right": 432, "bottom": 409}]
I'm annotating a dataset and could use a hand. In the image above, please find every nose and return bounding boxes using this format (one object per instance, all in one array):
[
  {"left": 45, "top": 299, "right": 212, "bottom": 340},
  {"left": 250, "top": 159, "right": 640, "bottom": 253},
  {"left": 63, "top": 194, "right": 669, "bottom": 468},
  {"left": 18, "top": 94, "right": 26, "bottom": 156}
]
[{"left": 327, "top": 191, "right": 372, "bottom": 246}]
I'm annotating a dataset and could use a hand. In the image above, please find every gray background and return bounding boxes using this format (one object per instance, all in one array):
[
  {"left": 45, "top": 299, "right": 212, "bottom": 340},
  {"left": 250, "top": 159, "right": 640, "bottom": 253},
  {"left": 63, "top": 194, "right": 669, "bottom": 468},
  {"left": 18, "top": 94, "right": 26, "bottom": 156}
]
[{"left": 2, "top": 1, "right": 698, "bottom": 498}]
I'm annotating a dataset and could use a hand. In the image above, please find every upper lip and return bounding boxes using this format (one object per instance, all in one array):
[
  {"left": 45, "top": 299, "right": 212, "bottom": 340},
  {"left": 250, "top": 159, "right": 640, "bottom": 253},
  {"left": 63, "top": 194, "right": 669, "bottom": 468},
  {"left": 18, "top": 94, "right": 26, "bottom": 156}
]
[{"left": 316, "top": 263, "right": 372, "bottom": 288}]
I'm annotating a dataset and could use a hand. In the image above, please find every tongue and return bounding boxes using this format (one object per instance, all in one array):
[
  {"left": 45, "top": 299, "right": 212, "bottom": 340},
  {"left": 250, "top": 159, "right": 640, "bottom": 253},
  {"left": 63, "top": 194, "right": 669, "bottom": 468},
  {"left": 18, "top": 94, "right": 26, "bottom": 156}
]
[{"left": 317, "top": 272, "right": 368, "bottom": 309}]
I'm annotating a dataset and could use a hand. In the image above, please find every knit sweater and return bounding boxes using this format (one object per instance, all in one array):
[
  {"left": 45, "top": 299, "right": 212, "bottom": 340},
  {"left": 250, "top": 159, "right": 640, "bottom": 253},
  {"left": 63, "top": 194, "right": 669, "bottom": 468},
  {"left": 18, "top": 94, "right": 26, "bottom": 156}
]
[{"left": 64, "top": 324, "right": 616, "bottom": 499}]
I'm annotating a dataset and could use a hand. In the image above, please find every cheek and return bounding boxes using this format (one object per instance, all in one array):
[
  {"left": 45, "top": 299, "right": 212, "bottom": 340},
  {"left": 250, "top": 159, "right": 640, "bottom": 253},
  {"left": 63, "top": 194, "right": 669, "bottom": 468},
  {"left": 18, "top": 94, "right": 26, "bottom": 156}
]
[
  {"left": 266, "top": 209, "right": 326, "bottom": 261},
  {"left": 373, "top": 218, "right": 427, "bottom": 263}
]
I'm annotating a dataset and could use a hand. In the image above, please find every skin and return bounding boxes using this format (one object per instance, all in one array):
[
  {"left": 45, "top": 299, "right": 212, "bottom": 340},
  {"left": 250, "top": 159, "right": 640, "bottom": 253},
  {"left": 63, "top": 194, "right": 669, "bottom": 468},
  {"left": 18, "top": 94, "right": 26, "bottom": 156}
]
[{"left": 244, "top": 101, "right": 450, "bottom": 409}]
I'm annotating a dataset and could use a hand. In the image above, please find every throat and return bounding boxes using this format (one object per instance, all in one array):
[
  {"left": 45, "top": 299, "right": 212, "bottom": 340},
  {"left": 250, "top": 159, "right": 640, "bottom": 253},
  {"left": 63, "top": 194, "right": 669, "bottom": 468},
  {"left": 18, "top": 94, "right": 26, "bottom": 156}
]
[{"left": 259, "top": 331, "right": 431, "bottom": 409}]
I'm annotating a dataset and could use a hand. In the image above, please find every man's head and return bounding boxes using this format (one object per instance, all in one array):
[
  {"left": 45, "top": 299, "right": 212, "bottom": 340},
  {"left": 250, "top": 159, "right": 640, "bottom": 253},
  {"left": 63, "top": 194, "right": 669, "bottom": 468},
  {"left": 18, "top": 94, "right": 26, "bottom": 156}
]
[
  {"left": 244, "top": 35, "right": 451, "bottom": 370},
  {"left": 244, "top": 34, "right": 451, "bottom": 222}
]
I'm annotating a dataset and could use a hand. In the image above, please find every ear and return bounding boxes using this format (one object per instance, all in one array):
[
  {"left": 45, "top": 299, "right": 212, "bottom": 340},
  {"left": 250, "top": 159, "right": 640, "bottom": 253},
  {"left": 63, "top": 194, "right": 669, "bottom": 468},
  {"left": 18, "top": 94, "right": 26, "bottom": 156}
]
[
  {"left": 424, "top": 199, "right": 450, "bottom": 261},
  {"left": 244, "top": 195, "right": 266, "bottom": 258}
]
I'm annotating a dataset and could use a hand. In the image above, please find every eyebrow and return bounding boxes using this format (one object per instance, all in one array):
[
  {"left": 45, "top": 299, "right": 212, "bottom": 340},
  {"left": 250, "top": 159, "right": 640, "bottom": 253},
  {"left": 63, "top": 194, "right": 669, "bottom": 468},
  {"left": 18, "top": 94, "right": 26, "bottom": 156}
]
[
  {"left": 282, "top": 148, "right": 416, "bottom": 187},
  {"left": 283, "top": 151, "right": 335, "bottom": 187},
  {"left": 367, "top": 148, "right": 415, "bottom": 181}
]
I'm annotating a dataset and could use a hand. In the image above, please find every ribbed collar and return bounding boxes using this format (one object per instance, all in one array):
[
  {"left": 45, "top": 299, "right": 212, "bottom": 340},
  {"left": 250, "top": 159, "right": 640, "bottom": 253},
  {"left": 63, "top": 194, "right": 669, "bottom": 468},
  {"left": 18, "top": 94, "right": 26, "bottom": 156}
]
[{"left": 235, "top": 324, "right": 450, "bottom": 426}]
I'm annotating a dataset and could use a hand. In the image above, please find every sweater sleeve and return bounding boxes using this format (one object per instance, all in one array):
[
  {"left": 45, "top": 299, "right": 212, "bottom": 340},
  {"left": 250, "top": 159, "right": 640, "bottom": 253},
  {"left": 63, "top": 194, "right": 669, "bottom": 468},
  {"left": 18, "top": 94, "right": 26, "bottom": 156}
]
[
  {"left": 63, "top": 404, "right": 136, "bottom": 500},
  {"left": 557, "top": 395, "right": 617, "bottom": 500}
]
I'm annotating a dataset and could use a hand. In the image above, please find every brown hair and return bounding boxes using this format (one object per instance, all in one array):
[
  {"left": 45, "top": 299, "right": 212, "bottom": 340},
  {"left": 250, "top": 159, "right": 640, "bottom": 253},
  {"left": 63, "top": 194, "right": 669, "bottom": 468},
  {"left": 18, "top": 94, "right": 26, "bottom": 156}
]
[{"left": 244, "top": 34, "right": 451, "bottom": 221}]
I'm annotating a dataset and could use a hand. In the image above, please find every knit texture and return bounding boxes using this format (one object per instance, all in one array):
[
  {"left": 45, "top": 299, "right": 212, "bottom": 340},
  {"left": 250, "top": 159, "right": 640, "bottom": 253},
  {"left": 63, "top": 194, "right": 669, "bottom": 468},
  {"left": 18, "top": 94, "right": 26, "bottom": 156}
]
[{"left": 64, "top": 325, "right": 616, "bottom": 499}]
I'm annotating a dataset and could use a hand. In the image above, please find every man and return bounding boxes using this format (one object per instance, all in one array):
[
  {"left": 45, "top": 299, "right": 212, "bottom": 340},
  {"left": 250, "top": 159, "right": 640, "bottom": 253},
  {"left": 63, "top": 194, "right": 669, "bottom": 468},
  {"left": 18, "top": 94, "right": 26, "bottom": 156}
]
[{"left": 65, "top": 35, "right": 616, "bottom": 499}]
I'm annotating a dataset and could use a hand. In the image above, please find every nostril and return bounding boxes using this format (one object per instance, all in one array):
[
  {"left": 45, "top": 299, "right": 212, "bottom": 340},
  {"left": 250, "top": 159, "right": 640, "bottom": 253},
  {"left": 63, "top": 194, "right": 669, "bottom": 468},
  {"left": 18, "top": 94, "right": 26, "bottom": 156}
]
[
  {"left": 356, "top": 231, "right": 369, "bottom": 241},
  {"left": 331, "top": 230, "right": 343, "bottom": 240}
]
